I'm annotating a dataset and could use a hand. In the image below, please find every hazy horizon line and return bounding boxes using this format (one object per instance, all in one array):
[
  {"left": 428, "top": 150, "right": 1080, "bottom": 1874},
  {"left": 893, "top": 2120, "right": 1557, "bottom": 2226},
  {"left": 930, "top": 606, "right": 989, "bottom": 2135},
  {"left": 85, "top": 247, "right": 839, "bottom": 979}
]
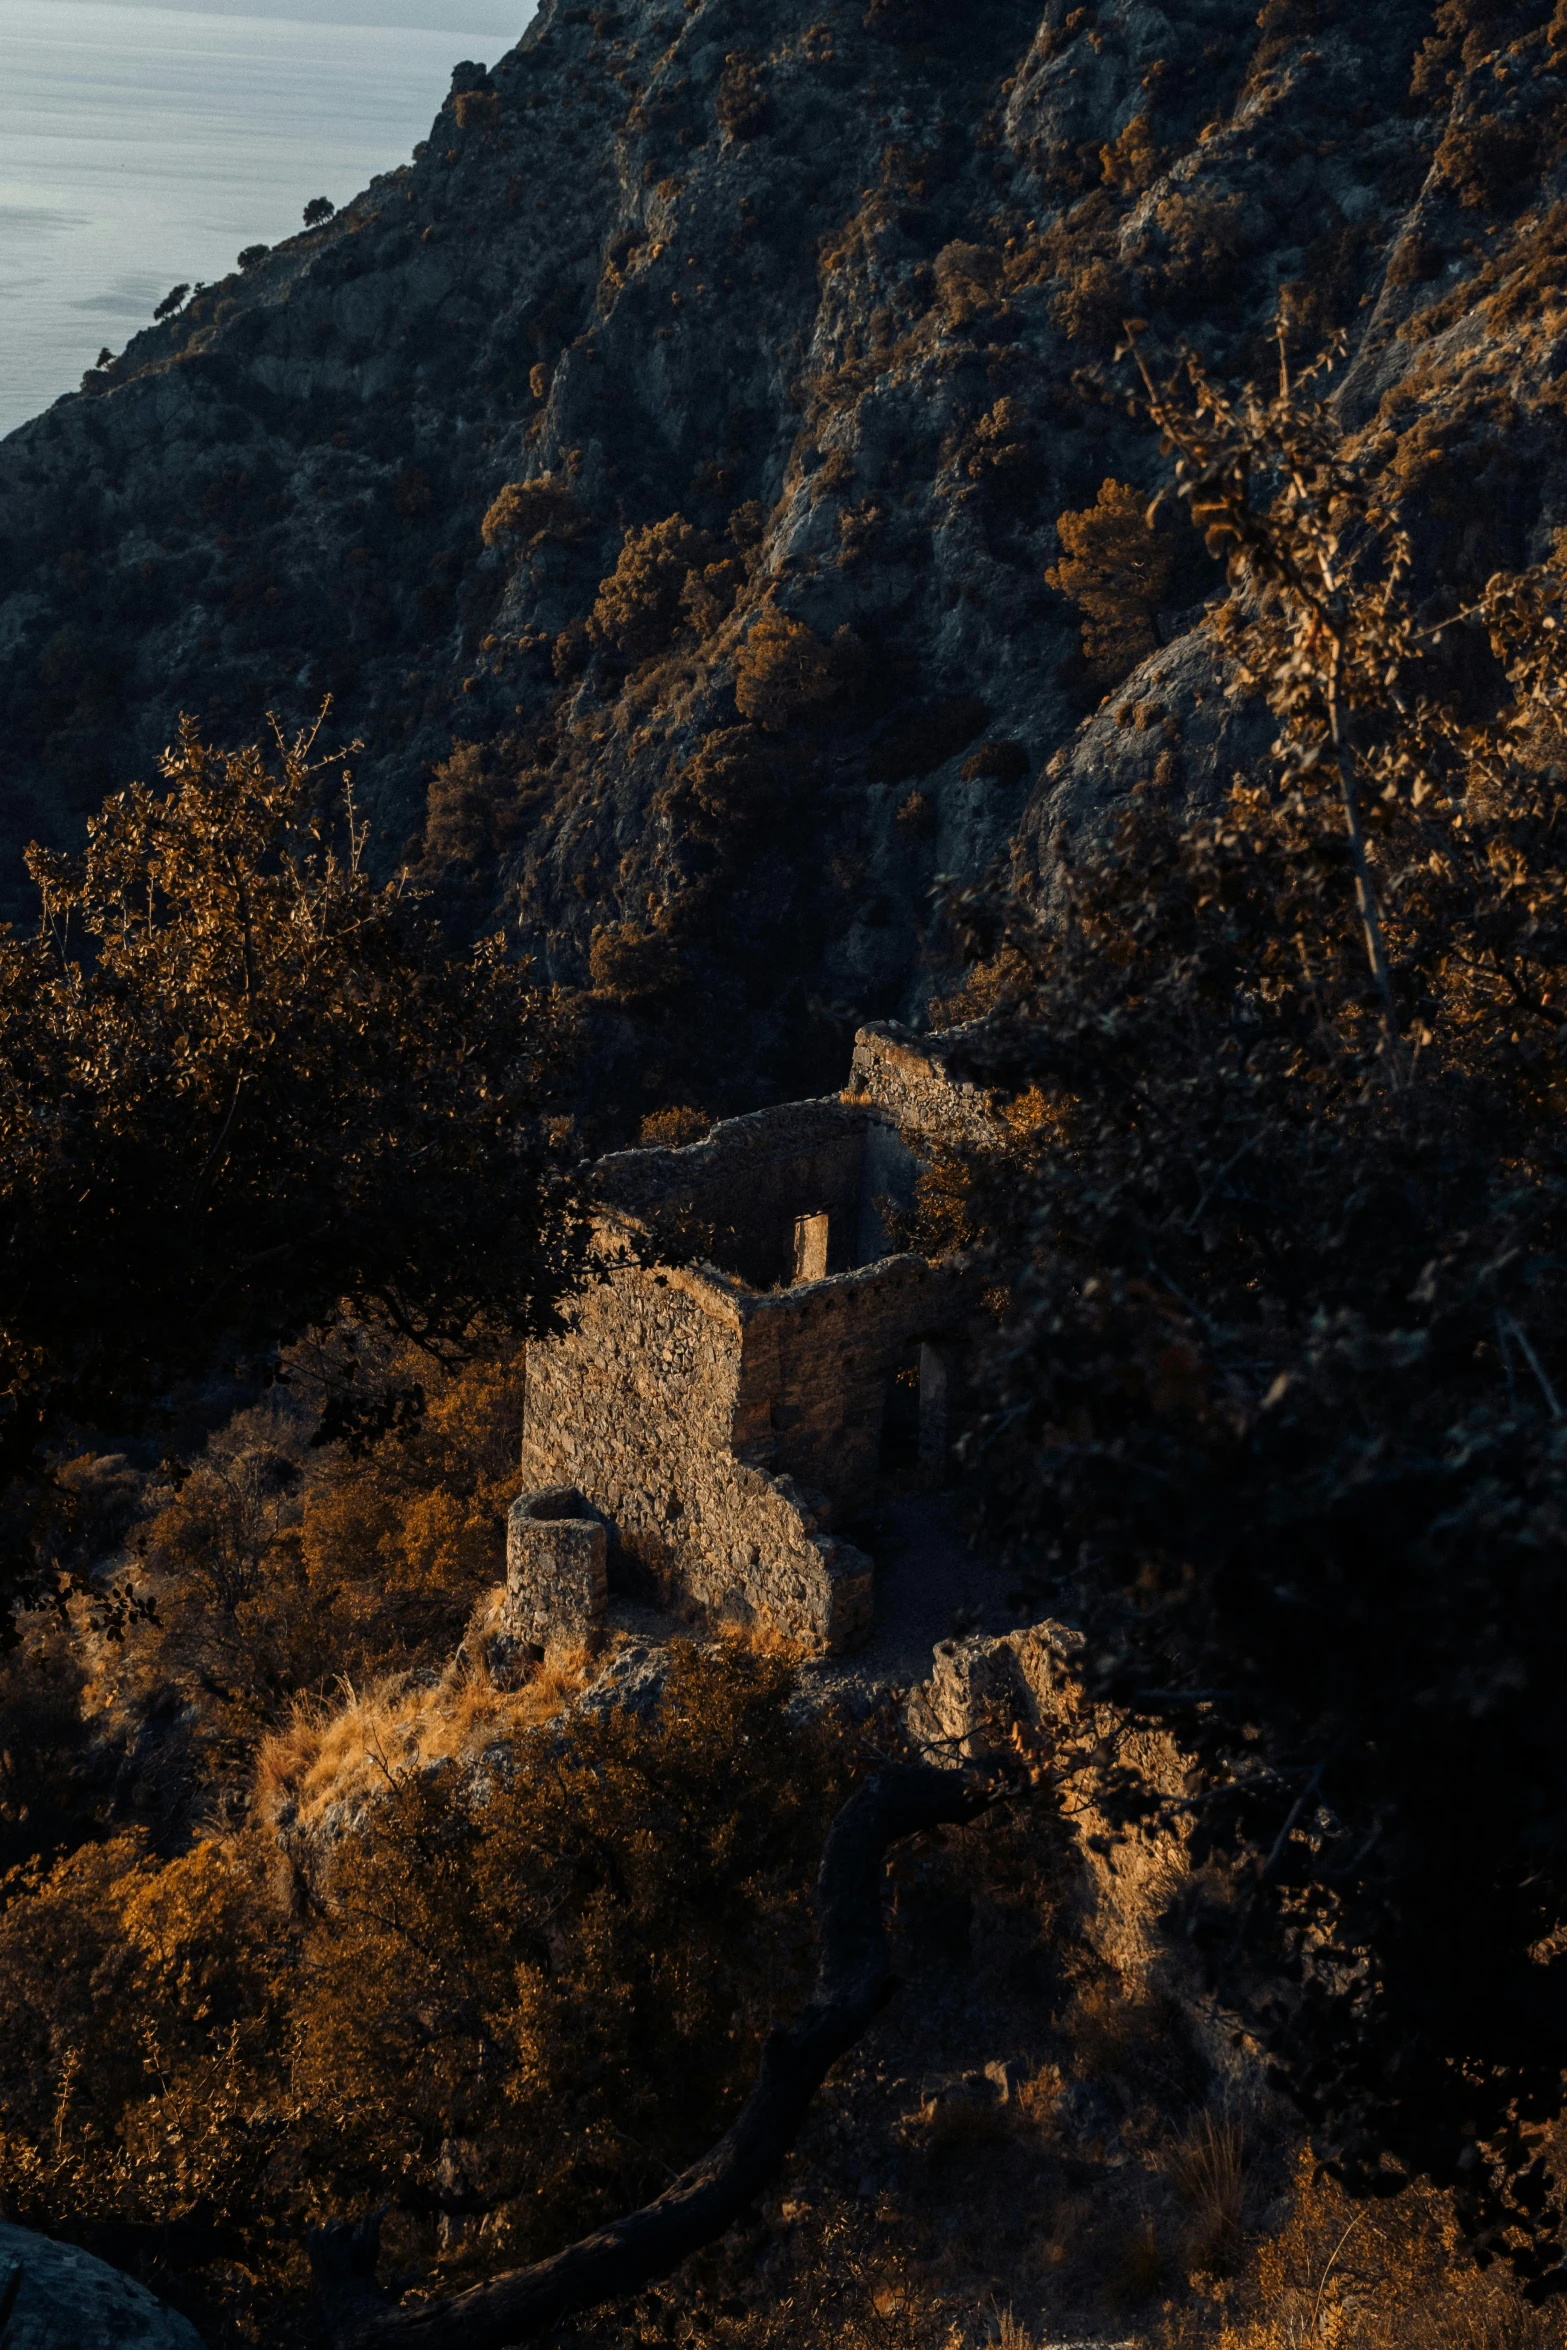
[{"left": 29, "top": 0, "right": 535, "bottom": 38}]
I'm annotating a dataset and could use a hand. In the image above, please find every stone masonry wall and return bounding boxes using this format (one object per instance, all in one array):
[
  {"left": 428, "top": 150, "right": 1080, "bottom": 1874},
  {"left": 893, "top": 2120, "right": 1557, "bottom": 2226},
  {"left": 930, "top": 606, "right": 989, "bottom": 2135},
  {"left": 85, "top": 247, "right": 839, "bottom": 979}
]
[
  {"left": 848, "top": 1022, "right": 1003, "bottom": 1152},
  {"left": 517, "top": 1028, "right": 996, "bottom": 1651},
  {"left": 504, "top": 1486, "right": 608, "bottom": 1645},
  {"left": 731, "top": 1254, "right": 973, "bottom": 1521},
  {"left": 594, "top": 1099, "right": 883, "bottom": 1289},
  {"left": 520, "top": 1260, "right": 873, "bottom": 1652}
]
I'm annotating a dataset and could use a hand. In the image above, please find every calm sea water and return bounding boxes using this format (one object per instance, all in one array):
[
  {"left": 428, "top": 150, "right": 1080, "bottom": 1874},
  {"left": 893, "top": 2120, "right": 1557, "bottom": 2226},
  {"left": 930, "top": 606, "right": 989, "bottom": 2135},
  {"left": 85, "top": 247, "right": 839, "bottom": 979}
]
[{"left": 0, "top": 0, "right": 531, "bottom": 438}]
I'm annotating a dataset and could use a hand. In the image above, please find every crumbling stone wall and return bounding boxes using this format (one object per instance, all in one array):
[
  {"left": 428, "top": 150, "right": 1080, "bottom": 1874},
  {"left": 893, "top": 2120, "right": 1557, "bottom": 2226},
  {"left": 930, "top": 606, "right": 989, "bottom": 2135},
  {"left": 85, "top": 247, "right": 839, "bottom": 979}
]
[
  {"left": 907, "top": 1628, "right": 1253, "bottom": 2087},
  {"left": 521, "top": 1258, "right": 875, "bottom": 1651},
  {"left": 517, "top": 1026, "right": 994, "bottom": 1652},
  {"left": 522, "top": 1240, "right": 978, "bottom": 1648},
  {"left": 848, "top": 1021, "right": 1003, "bottom": 1151},
  {"left": 503, "top": 1486, "right": 608, "bottom": 1645},
  {"left": 594, "top": 1096, "right": 917, "bottom": 1287},
  {"left": 730, "top": 1254, "right": 973, "bottom": 1519}
]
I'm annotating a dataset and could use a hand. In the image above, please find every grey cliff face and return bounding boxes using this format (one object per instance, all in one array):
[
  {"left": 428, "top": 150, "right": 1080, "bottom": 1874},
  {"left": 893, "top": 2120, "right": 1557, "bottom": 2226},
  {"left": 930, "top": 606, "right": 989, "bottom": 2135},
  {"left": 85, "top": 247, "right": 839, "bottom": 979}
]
[{"left": 0, "top": 0, "right": 1561, "bottom": 1104}]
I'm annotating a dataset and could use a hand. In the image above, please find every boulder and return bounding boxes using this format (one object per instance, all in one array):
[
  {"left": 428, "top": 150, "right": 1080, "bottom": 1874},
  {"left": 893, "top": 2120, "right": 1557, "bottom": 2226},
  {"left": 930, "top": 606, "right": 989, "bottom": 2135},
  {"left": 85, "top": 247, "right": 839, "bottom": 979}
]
[{"left": 0, "top": 2219, "right": 205, "bottom": 2348}]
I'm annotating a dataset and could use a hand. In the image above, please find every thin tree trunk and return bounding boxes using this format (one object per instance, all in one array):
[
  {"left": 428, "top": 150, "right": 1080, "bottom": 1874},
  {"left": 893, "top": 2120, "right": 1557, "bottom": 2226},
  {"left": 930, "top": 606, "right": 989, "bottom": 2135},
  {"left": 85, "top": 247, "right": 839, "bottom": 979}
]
[
  {"left": 1326, "top": 647, "right": 1398, "bottom": 1043},
  {"left": 312, "top": 1762, "right": 998, "bottom": 2350}
]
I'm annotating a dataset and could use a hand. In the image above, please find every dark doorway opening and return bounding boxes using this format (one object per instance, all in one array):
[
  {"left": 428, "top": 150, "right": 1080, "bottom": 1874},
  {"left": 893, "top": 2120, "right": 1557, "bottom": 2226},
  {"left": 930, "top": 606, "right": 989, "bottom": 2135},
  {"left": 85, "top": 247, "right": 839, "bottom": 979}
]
[
  {"left": 879, "top": 1339, "right": 957, "bottom": 1494},
  {"left": 879, "top": 1345, "right": 923, "bottom": 1490}
]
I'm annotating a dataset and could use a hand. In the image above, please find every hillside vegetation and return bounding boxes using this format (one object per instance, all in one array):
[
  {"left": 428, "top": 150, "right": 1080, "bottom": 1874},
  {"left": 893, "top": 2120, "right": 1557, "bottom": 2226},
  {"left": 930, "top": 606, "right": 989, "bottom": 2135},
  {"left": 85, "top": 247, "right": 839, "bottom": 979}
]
[
  {"left": 3, "top": 0, "right": 1567, "bottom": 2345},
  {"left": 5, "top": 0, "right": 1566, "bottom": 1118}
]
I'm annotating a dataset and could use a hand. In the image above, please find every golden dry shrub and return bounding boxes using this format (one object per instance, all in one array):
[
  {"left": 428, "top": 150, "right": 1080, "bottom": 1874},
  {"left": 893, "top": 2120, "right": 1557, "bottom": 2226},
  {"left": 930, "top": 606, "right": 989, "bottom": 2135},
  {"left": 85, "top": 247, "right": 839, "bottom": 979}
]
[
  {"left": 1049, "top": 255, "right": 1134, "bottom": 348},
  {"left": 143, "top": 1438, "right": 299, "bottom": 1619},
  {"left": 1411, "top": 0, "right": 1530, "bottom": 103},
  {"left": 1250, "top": 0, "right": 1342, "bottom": 82},
  {"left": 452, "top": 86, "right": 499, "bottom": 131},
  {"left": 481, "top": 473, "right": 578, "bottom": 549},
  {"left": 639, "top": 1104, "right": 711, "bottom": 1146},
  {"left": 932, "top": 240, "right": 1004, "bottom": 330},
  {"left": 1146, "top": 189, "right": 1254, "bottom": 313},
  {"left": 1170, "top": 2110, "right": 1249, "bottom": 2277},
  {"left": 962, "top": 395, "right": 1036, "bottom": 489},
  {"left": 1436, "top": 115, "right": 1532, "bottom": 209},
  {"left": 734, "top": 606, "right": 838, "bottom": 730},
  {"left": 1189, "top": 2149, "right": 1560, "bottom": 2350},
  {"left": 588, "top": 514, "right": 718, "bottom": 665},
  {"left": 679, "top": 551, "right": 747, "bottom": 639},
  {"left": 716, "top": 50, "right": 770, "bottom": 138},
  {"left": 895, "top": 789, "right": 937, "bottom": 839},
  {"left": 1483, "top": 201, "right": 1567, "bottom": 333},
  {"left": 1384, "top": 233, "right": 1443, "bottom": 287},
  {"left": 960, "top": 737, "right": 1030, "bottom": 783},
  {"left": 288, "top": 1645, "right": 845, "bottom": 2277},
  {"left": 680, "top": 726, "right": 786, "bottom": 824},
  {"left": 250, "top": 1642, "right": 599, "bottom": 1854},
  {"left": 0, "top": 1828, "right": 285, "bottom": 2269},
  {"left": 296, "top": 1351, "right": 527, "bottom": 1661},
  {"left": 588, "top": 917, "right": 686, "bottom": 1002},
  {"left": 1100, "top": 111, "right": 1161, "bottom": 195},
  {"left": 423, "top": 739, "right": 546, "bottom": 875},
  {"left": 0, "top": 1647, "right": 848, "bottom": 2334},
  {"left": 126, "top": 1350, "right": 529, "bottom": 1773},
  {"left": 0, "top": 1613, "right": 95, "bottom": 1873},
  {"left": 1046, "top": 478, "right": 1174, "bottom": 687},
  {"left": 422, "top": 738, "right": 492, "bottom": 870}
]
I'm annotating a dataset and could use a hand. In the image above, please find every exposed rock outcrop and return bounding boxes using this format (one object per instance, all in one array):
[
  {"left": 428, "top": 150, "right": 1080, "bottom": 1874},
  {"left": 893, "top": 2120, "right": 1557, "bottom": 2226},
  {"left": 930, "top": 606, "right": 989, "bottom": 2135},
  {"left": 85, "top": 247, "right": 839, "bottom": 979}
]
[
  {"left": 2, "top": 0, "right": 1563, "bottom": 1109},
  {"left": 0, "top": 2218, "right": 206, "bottom": 2348}
]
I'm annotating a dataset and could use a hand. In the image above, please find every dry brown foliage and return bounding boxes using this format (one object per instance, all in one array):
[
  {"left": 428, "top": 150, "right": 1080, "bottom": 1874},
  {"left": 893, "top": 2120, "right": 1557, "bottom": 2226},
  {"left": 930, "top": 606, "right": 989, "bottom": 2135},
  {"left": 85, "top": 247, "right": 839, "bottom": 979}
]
[
  {"left": 0, "top": 1646, "right": 847, "bottom": 2336},
  {"left": 1047, "top": 477, "right": 1175, "bottom": 686},
  {"left": 935, "top": 337, "right": 1567, "bottom": 2284},
  {"left": 589, "top": 515, "right": 734, "bottom": 666},
  {"left": 1166, "top": 2153, "right": 1564, "bottom": 2350},
  {"left": 1101, "top": 113, "right": 1163, "bottom": 197},
  {"left": 734, "top": 606, "right": 841, "bottom": 731},
  {"left": 480, "top": 473, "right": 579, "bottom": 548},
  {"left": 717, "top": 51, "right": 770, "bottom": 139}
]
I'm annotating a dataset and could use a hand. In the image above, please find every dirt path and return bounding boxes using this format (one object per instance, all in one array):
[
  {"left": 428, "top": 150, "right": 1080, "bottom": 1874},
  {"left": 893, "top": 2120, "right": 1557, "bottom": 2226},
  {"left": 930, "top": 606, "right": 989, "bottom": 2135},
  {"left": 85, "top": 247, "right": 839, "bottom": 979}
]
[{"left": 800, "top": 1489, "right": 1014, "bottom": 1710}]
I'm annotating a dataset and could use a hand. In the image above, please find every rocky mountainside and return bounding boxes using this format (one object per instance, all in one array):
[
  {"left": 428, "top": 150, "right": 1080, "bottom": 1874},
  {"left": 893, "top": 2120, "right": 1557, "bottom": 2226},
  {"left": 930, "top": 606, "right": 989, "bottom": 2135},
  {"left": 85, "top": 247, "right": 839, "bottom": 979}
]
[{"left": 1, "top": 0, "right": 1563, "bottom": 1117}]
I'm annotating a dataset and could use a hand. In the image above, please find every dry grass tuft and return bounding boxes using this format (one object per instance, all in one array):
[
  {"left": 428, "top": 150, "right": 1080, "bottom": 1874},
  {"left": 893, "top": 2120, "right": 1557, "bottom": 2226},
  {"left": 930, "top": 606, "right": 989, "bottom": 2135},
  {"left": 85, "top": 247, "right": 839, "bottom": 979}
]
[
  {"left": 721, "top": 1618, "right": 815, "bottom": 1665},
  {"left": 990, "top": 2305, "right": 1034, "bottom": 2350},
  {"left": 1166, "top": 2149, "right": 1566, "bottom": 2350},
  {"left": 253, "top": 1641, "right": 597, "bottom": 1841},
  {"left": 1173, "top": 2109, "right": 1250, "bottom": 2276},
  {"left": 1013, "top": 2060, "right": 1067, "bottom": 2129}
]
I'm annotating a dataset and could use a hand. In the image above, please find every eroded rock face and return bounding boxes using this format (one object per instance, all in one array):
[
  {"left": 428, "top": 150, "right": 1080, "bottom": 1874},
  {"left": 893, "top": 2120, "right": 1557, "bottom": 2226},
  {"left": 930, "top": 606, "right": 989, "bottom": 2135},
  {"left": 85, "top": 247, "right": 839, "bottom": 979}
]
[
  {"left": 0, "top": 2219, "right": 205, "bottom": 2348},
  {"left": 0, "top": 0, "right": 1560, "bottom": 1106},
  {"left": 907, "top": 1626, "right": 1205, "bottom": 2001}
]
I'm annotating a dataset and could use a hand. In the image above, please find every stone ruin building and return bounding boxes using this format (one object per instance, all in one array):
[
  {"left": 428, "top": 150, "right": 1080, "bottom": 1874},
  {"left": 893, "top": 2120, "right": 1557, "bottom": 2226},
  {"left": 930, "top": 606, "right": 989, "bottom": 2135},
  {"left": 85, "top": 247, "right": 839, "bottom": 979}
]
[{"left": 501, "top": 1025, "right": 998, "bottom": 1658}]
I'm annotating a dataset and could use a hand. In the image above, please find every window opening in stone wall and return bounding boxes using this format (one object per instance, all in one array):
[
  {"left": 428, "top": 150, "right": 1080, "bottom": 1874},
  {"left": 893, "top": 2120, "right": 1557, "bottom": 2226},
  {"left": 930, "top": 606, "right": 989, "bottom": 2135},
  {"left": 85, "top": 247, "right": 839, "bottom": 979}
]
[{"left": 791, "top": 1210, "right": 830, "bottom": 1284}]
